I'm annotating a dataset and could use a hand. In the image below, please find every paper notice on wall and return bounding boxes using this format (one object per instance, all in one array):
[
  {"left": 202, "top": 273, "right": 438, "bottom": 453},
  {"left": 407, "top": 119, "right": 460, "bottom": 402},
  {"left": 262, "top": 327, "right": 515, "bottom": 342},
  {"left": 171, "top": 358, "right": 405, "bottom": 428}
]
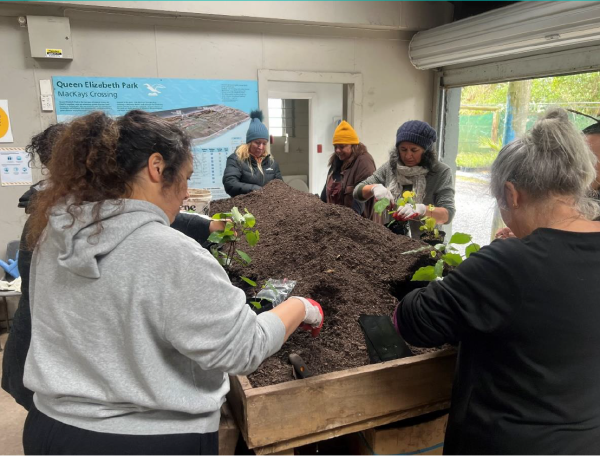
[
  {"left": 0, "top": 100, "right": 14, "bottom": 143},
  {"left": 0, "top": 148, "right": 32, "bottom": 186}
]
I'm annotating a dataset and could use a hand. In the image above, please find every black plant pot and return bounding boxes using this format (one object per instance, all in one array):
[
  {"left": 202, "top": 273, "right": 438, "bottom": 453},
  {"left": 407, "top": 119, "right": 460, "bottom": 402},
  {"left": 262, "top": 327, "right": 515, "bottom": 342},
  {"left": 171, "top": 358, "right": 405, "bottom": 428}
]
[
  {"left": 246, "top": 298, "right": 274, "bottom": 315},
  {"left": 420, "top": 230, "right": 446, "bottom": 247},
  {"left": 387, "top": 220, "right": 409, "bottom": 236}
]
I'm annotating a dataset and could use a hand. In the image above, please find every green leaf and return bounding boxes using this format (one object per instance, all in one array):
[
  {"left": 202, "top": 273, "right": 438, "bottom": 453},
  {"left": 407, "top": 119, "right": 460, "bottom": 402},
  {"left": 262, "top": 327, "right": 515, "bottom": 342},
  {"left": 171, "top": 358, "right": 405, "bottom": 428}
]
[
  {"left": 465, "top": 243, "right": 481, "bottom": 258},
  {"left": 231, "top": 207, "right": 243, "bottom": 225},
  {"left": 240, "top": 276, "right": 257, "bottom": 287},
  {"left": 411, "top": 266, "right": 438, "bottom": 282},
  {"left": 207, "top": 231, "right": 225, "bottom": 244},
  {"left": 449, "top": 232, "right": 472, "bottom": 245},
  {"left": 249, "top": 300, "right": 262, "bottom": 310},
  {"left": 434, "top": 259, "right": 444, "bottom": 277},
  {"left": 243, "top": 210, "right": 256, "bottom": 228},
  {"left": 236, "top": 249, "right": 252, "bottom": 265},
  {"left": 212, "top": 212, "right": 231, "bottom": 220},
  {"left": 246, "top": 230, "right": 259, "bottom": 247},
  {"left": 434, "top": 243, "right": 446, "bottom": 252},
  {"left": 442, "top": 253, "right": 463, "bottom": 267},
  {"left": 430, "top": 250, "right": 436, "bottom": 258},
  {"left": 374, "top": 198, "right": 390, "bottom": 215}
]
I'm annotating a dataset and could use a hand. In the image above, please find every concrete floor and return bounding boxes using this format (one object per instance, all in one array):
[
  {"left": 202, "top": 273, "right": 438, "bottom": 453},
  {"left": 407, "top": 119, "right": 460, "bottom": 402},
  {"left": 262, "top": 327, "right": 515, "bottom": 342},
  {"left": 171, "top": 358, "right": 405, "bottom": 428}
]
[{"left": 0, "top": 332, "right": 27, "bottom": 455}]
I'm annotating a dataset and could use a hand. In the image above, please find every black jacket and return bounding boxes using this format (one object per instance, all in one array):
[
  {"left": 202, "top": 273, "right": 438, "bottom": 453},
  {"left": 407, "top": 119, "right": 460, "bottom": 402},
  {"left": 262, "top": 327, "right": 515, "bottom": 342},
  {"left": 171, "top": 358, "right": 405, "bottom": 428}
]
[
  {"left": 222, "top": 153, "right": 282, "bottom": 197},
  {"left": 397, "top": 229, "right": 600, "bottom": 454},
  {"left": 2, "top": 184, "right": 40, "bottom": 410},
  {"left": 1, "top": 188, "right": 212, "bottom": 410}
]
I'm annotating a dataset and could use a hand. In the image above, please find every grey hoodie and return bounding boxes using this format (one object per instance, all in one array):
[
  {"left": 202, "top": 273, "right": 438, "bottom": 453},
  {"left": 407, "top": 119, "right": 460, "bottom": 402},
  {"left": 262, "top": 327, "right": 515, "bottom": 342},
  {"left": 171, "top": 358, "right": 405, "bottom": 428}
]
[{"left": 24, "top": 199, "right": 285, "bottom": 435}]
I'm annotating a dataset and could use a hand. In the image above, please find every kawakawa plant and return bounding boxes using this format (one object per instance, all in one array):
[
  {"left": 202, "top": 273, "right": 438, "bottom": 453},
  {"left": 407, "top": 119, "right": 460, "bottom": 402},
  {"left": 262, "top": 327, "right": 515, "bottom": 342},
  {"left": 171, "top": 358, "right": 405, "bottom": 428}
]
[
  {"left": 208, "top": 207, "right": 259, "bottom": 287},
  {"left": 374, "top": 191, "right": 443, "bottom": 241},
  {"left": 410, "top": 232, "right": 480, "bottom": 282}
]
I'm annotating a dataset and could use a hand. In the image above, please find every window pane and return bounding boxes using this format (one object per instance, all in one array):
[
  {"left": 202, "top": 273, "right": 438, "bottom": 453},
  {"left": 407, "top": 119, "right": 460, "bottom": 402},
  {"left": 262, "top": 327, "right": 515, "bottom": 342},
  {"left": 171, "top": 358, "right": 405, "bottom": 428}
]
[
  {"left": 270, "top": 118, "right": 283, "bottom": 127},
  {"left": 269, "top": 108, "right": 283, "bottom": 118},
  {"left": 271, "top": 127, "right": 283, "bottom": 136},
  {"left": 268, "top": 99, "right": 282, "bottom": 108}
]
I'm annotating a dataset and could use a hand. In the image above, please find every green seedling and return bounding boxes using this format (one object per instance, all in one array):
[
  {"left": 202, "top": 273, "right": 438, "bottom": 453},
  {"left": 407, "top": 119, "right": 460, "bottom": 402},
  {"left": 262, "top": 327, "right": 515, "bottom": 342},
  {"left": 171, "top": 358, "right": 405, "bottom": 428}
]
[
  {"left": 208, "top": 207, "right": 259, "bottom": 270},
  {"left": 410, "top": 232, "right": 481, "bottom": 282}
]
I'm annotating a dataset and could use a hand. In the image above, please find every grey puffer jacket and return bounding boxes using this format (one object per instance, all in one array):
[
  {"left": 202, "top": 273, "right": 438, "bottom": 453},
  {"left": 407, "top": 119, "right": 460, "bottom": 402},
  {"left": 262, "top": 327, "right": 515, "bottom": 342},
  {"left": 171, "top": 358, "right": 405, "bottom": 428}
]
[
  {"left": 354, "top": 150, "right": 456, "bottom": 234},
  {"left": 223, "top": 152, "right": 283, "bottom": 197}
]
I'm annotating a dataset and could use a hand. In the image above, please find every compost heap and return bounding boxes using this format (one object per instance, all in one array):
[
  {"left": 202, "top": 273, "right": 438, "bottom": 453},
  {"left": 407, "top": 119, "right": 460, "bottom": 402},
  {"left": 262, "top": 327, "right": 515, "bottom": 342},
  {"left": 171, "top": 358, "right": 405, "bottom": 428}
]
[{"left": 210, "top": 180, "right": 433, "bottom": 387}]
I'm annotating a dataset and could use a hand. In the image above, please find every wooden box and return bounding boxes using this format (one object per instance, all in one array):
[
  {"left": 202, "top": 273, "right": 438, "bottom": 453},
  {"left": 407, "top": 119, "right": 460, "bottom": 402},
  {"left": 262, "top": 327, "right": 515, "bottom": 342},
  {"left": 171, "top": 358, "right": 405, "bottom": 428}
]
[
  {"left": 227, "top": 349, "right": 456, "bottom": 454},
  {"left": 356, "top": 411, "right": 448, "bottom": 455}
]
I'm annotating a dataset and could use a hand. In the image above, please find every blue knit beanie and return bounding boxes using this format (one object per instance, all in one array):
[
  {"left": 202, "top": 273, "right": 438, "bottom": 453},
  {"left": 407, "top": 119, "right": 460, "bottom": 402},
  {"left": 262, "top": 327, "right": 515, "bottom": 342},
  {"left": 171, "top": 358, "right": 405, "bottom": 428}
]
[
  {"left": 395, "top": 120, "right": 437, "bottom": 150},
  {"left": 246, "top": 110, "right": 269, "bottom": 143}
]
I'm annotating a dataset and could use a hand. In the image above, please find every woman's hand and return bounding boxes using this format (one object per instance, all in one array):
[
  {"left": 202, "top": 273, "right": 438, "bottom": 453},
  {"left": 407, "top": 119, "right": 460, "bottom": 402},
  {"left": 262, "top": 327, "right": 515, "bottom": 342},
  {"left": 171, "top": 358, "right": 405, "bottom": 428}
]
[
  {"left": 209, "top": 220, "right": 226, "bottom": 233},
  {"left": 293, "top": 297, "right": 324, "bottom": 337},
  {"left": 494, "top": 227, "right": 516, "bottom": 240},
  {"left": 371, "top": 184, "right": 394, "bottom": 202},
  {"left": 394, "top": 203, "right": 426, "bottom": 221}
]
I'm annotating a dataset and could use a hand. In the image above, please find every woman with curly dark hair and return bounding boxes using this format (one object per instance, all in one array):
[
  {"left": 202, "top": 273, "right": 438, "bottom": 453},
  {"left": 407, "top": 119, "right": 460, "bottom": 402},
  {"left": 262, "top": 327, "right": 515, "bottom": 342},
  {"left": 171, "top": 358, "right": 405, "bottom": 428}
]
[{"left": 21, "top": 110, "right": 323, "bottom": 455}]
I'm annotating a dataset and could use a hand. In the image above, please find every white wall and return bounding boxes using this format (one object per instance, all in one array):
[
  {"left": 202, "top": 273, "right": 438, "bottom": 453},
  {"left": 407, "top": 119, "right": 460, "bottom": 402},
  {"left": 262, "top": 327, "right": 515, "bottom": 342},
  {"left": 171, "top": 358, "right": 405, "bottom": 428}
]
[
  {"left": 0, "top": 2, "right": 446, "bottom": 258},
  {"left": 29, "top": 1, "right": 454, "bottom": 31}
]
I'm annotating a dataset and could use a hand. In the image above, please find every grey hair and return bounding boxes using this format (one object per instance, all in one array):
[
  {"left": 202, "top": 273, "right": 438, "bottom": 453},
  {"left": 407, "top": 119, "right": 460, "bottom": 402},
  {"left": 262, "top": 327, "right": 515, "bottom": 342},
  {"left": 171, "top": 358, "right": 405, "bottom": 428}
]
[{"left": 491, "top": 107, "right": 599, "bottom": 218}]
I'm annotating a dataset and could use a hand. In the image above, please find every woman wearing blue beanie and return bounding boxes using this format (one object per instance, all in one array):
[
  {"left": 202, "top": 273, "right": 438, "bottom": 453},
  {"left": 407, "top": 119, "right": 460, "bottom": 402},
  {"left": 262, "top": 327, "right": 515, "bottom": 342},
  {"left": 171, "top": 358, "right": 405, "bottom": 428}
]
[
  {"left": 353, "top": 120, "right": 455, "bottom": 239},
  {"left": 223, "top": 110, "right": 282, "bottom": 196}
]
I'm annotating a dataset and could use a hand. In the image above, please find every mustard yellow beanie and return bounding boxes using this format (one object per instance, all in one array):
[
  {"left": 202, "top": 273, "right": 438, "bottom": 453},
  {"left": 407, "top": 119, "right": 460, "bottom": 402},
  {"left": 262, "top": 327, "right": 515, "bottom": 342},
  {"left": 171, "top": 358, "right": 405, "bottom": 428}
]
[{"left": 332, "top": 120, "right": 359, "bottom": 145}]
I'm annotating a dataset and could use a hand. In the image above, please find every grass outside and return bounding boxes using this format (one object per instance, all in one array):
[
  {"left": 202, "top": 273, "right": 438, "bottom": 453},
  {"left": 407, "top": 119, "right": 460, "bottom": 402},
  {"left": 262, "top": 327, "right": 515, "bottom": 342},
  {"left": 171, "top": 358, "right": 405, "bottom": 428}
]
[{"left": 456, "top": 150, "right": 498, "bottom": 170}]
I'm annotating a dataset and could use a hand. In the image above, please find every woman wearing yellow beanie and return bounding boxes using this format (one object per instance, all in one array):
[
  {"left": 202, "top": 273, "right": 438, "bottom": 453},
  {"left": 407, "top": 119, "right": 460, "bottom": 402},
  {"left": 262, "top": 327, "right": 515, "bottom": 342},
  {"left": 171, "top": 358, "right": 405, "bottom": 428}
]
[{"left": 320, "top": 121, "right": 376, "bottom": 218}]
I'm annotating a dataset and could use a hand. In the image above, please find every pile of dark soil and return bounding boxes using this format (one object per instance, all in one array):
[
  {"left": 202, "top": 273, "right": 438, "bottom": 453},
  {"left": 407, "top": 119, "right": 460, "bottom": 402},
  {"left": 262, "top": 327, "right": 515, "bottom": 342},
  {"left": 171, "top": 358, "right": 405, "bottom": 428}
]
[{"left": 210, "top": 180, "right": 433, "bottom": 387}]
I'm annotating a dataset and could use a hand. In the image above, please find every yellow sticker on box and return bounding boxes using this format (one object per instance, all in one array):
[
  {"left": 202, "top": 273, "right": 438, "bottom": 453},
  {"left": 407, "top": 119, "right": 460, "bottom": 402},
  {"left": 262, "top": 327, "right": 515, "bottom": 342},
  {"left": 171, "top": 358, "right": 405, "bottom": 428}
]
[{"left": 46, "top": 48, "right": 63, "bottom": 58}]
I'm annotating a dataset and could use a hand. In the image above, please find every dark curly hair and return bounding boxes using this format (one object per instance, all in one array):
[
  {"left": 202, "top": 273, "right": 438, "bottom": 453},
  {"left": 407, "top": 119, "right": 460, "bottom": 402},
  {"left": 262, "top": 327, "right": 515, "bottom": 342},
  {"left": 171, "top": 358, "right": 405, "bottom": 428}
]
[
  {"left": 25, "top": 123, "right": 68, "bottom": 167},
  {"left": 28, "top": 110, "right": 192, "bottom": 248}
]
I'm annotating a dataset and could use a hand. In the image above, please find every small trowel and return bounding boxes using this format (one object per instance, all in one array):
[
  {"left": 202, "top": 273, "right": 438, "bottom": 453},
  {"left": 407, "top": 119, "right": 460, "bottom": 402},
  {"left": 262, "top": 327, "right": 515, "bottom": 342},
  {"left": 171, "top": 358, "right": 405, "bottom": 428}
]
[{"left": 289, "top": 353, "right": 313, "bottom": 379}]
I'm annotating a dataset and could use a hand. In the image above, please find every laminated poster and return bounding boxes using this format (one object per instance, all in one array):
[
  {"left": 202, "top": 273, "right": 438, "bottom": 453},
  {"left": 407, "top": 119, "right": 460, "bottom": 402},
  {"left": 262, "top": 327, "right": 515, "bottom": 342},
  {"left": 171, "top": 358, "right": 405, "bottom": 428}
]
[
  {"left": 52, "top": 76, "right": 259, "bottom": 200},
  {"left": 1, "top": 148, "right": 32, "bottom": 186}
]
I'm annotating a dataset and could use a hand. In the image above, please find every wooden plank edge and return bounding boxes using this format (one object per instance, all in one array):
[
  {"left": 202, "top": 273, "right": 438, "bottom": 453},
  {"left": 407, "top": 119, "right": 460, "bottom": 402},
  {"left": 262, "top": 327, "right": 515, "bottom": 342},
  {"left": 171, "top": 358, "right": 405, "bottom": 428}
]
[
  {"left": 251, "top": 400, "right": 451, "bottom": 454},
  {"left": 244, "top": 348, "right": 456, "bottom": 398},
  {"left": 226, "top": 378, "right": 248, "bottom": 444}
]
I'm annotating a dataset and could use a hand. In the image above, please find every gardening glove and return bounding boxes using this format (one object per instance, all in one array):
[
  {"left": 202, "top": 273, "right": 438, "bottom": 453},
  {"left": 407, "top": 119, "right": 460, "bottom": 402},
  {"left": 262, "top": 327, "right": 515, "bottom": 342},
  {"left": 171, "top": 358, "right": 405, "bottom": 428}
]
[
  {"left": 292, "top": 296, "right": 324, "bottom": 338},
  {"left": 0, "top": 251, "right": 19, "bottom": 279},
  {"left": 394, "top": 203, "right": 426, "bottom": 221},
  {"left": 371, "top": 184, "right": 394, "bottom": 202}
]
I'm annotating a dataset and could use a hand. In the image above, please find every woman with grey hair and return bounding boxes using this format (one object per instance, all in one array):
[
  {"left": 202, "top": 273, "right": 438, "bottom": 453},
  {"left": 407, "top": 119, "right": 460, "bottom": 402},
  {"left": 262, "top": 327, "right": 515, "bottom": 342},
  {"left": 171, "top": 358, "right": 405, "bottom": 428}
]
[
  {"left": 394, "top": 108, "right": 600, "bottom": 454},
  {"left": 353, "top": 120, "right": 455, "bottom": 238}
]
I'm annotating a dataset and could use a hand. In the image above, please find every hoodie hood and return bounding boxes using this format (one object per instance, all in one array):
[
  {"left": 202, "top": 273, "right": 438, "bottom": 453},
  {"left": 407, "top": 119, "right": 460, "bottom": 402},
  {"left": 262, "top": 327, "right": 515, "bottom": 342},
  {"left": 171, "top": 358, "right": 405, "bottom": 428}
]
[{"left": 47, "top": 199, "right": 169, "bottom": 279}]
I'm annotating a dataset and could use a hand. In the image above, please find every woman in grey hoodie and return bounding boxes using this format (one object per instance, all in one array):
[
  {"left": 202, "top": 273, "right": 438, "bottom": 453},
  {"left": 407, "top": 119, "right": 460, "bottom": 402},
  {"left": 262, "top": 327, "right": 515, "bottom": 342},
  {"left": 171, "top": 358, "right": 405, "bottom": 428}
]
[{"left": 21, "top": 110, "right": 323, "bottom": 455}]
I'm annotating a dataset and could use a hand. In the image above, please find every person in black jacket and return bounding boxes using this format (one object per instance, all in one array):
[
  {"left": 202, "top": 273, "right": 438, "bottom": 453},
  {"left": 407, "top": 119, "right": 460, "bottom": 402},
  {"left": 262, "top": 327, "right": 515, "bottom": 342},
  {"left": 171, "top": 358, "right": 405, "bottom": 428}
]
[
  {"left": 2, "top": 122, "right": 226, "bottom": 411},
  {"left": 395, "top": 108, "right": 600, "bottom": 454},
  {"left": 223, "top": 110, "right": 282, "bottom": 196},
  {"left": 2, "top": 123, "right": 66, "bottom": 410}
]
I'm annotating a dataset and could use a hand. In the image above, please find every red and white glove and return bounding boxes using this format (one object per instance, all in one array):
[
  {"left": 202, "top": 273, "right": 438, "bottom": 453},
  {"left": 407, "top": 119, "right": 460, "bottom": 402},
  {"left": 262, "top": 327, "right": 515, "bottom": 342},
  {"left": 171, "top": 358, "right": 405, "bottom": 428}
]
[
  {"left": 371, "top": 184, "right": 394, "bottom": 202},
  {"left": 292, "top": 297, "right": 324, "bottom": 337},
  {"left": 394, "top": 203, "right": 426, "bottom": 221}
]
